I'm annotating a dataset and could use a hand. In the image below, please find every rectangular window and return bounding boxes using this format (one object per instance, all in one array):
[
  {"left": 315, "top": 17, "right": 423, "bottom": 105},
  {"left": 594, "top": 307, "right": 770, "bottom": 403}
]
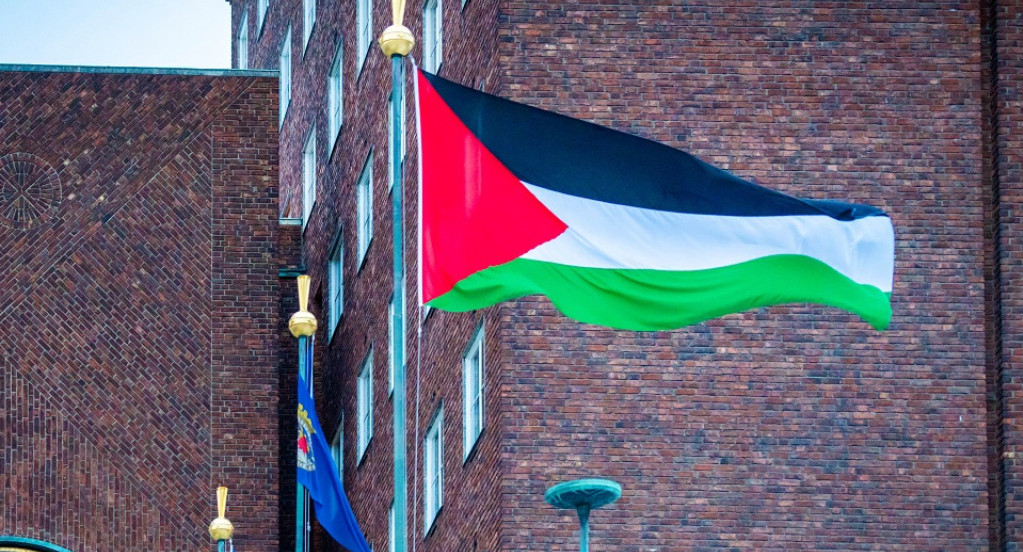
[
  {"left": 423, "top": 0, "right": 442, "bottom": 72},
  {"left": 388, "top": 500, "right": 396, "bottom": 552},
  {"left": 388, "top": 281, "right": 405, "bottom": 395},
  {"left": 302, "top": 128, "right": 316, "bottom": 228},
  {"left": 257, "top": 0, "right": 268, "bottom": 33},
  {"left": 303, "top": 0, "right": 316, "bottom": 50},
  {"left": 328, "top": 234, "right": 343, "bottom": 337},
  {"left": 237, "top": 11, "right": 249, "bottom": 69},
  {"left": 463, "top": 325, "right": 484, "bottom": 459},
  {"left": 357, "top": 152, "right": 373, "bottom": 266},
  {"left": 327, "top": 39, "right": 344, "bottom": 152},
  {"left": 356, "top": 0, "right": 372, "bottom": 74},
  {"left": 297, "top": 487, "right": 311, "bottom": 552},
  {"left": 387, "top": 90, "right": 406, "bottom": 191},
  {"left": 424, "top": 406, "right": 443, "bottom": 533},
  {"left": 331, "top": 417, "right": 344, "bottom": 483},
  {"left": 357, "top": 349, "right": 374, "bottom": 462},
  {"left": 280, "top": 26, "right": 292, "bottom": 126}
]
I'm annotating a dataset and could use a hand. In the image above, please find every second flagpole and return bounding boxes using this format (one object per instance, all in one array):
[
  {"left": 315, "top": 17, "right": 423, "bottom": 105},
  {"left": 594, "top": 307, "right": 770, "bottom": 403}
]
[{"left": 379, "top": 6, "right": 414, "bottom": 552}]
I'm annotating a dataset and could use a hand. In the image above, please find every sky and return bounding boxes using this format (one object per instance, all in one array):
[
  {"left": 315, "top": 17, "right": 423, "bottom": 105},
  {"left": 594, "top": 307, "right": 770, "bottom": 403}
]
[{"left": 0, "top": 0, "right": 232, "bottom": 69}]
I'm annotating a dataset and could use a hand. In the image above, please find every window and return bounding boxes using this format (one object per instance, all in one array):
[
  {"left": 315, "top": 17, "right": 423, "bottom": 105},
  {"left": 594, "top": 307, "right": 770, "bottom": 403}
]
[
  {"left": 331, "top": 417, "right": 344, "bottom": 483},
  {"left": 328, "top": 234, "right": 343, "bottom": 337},
  {"left": 388, "top": 500, "right": 396, "bottom": 552},
  {"left": 387, "top": 90, "right": 406, "bottom": 191},
  {"left": 356, "top": 0, "right": 372, "bottom": 74},
  {"left": 237, "top": 11, "right": 249, "bottom": 69},
  {"left": 280, "top": 26, "right": 292, "bottom": 126},
  {"left": 463, "top": 325, "right": 484, "bottom": 459},
  {"left": 297, "top": 487, "right": 311, "bottom": 552},
  {"left": 388, "top": 282, "right": 405, "bottom": 395},
  {"left": 257, "top": 0, "right": 268, "bottom": 33},
  {"left": 302, "top": 128, "right": 316, "bottom": 228},
  {"left": 424, "top": 406, "right": 444, "bottom": 532},
  {"left": 423, "top": 0, "right": 442, "bottom": 72},
  {"left": 327, "top": 39, "right": 344, "bottom": 151},
  {"left": 357, "top": 349, "right": 374, "bottom": 462},
  {"left": 303, "top": 0, "right": 316, "bottom": 50},
  {"left": 357, "top": 152, "right": 373, "bottom": 266}
]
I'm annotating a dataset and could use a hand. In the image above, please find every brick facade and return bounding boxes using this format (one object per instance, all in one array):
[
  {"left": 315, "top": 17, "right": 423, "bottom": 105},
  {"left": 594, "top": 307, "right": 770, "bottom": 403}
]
[
  {"left": 0, "top": 68, "right": 282, "bottom": 551},
  {"left": 235, "top": 1, "right": 1016, "bottom": 551}
]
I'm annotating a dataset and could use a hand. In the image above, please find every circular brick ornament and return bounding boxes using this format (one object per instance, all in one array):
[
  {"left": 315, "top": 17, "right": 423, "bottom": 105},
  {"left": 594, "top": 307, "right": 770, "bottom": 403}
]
[{"left": 0, "top": 153, "right": 62, "bottom": 230}]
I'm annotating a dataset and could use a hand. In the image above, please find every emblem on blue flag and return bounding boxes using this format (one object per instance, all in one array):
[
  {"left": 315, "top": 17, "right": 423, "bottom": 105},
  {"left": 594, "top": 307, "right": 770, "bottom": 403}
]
[{"left": 297, "top": 403, "right": 316, "bottom": 472}]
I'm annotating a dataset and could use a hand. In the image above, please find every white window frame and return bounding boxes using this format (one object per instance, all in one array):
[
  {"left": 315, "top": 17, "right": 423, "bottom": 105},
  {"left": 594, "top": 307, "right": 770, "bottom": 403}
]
[
  {"left": 356, "top": 0, "right": 372, "bottom": 74},
  {"left": 387, "top": 90, "right": 406, "bottom": 191},
  {"left": 328, "top": 233, "right": 343, "bottom": 337},
  {"left": 423, "top": 0, "right": 442, "bottom": 73},
  {"left": 356, "top": 152, "right": 373, "bottom": 266},
  {"left": 331, "top": 416, "right": 344, "bottom": 483},
  {"left": 357, "top": 349, "right": 374, "bottom": 463},
  {"left": 424, "top": 406, "right": 444, "bottom": 533},
  {"left": 237, "top": 11, "right": 249, "bottom": 69},
  {"left": 388, "top": 500, "right": 396, "bottom": 552},
  {"left": 257, "top": 0, "right": 268, "bottom": 34},
  {"left": 388, "top": 281, "right": 405, "bottom": 395},
  {"left": 302, "top": 0, "right": 316, "bottom": 51},
  {"left": 302, "top": 127, "right": 316, "bottom": 229},
  {"left": 280, "top": 26, "right": 292, "bottom": 126},
  {"left": 327, "top": 39, "right": 344, "bottom": 153},
  {"left": 462, "top": 324, "right": 484, "bottom": 460}
]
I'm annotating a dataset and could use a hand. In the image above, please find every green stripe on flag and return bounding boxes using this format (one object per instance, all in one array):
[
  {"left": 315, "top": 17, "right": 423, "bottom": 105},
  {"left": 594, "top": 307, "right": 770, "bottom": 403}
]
[{"left": 428, "top": 255, "right": 892, "bottom": 331}]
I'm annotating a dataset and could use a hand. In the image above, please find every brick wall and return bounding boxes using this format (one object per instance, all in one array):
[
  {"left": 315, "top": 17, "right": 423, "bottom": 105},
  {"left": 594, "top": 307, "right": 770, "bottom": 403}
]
[
  {"left": 994, "top": 1, "right": 1023, "bottom": 550},
  {"left": 234, "top": 0, "right": 1009, "bottom": 550},
  {"left": 0, "top": 68, "right": 280, "bottom": 551},
  {"left": 498, "top": 1, "right": 988, "bottom": 550}
]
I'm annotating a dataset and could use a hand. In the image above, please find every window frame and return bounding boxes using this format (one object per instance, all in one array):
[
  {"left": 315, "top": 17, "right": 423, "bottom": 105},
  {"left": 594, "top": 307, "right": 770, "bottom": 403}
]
[
  {"left": 357, "top": 348, "right": 374, "bottom": 463},
  {"left": 302, "top": 0, "right": 316, "bottom": 52},
  {"left": 356, "top": 0, "right": 373, "bottom": 75},
  {"left": 237, "top": 11, "right": 249, "bottom": 69},
  {"left": 462, "top": 324, "right": 484, "bottom": 461},
  {"left": 422, "top": 0, "right": 443, "bottom": 73},
  {"left": 280, "top": 26, "right": 292, "bottom": 127},
  {"left": 257, "top": 0, "right": 268, "bottom": 35},
  {"left": 327, "top": 38, "right": 344, "bottom": 155},
  {"left": 331, "top": 415, "right": 344, "bottom": 484},
  {"left": 424, "top": 405, "right": 444, "bottom": 533},
  {"left": 302, "top": 127, "right": 316, "bottom": 229},
  {"left": 356, "top": 151, "right": 374, "bottom": 267},
  {"left": 327, "top": 231, "right": 344, "bottom": 338}
]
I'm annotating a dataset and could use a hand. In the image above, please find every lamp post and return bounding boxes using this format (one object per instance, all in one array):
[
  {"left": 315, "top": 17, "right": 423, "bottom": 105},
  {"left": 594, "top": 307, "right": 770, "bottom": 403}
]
[
  {"left": 545, "top": 479, "right": 622, "bottom": 552},
  {"left": 208, "top": 486, "right": 234, "bottom": 552},
  {"left": 379, "top": 4, "right": 414, "bottom": 552}
]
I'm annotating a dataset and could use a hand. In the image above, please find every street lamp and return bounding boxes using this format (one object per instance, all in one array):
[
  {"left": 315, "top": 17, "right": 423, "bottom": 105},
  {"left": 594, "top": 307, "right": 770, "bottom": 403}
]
[{"left": 545, "top": 479, "right": 622, "bottom": 552}]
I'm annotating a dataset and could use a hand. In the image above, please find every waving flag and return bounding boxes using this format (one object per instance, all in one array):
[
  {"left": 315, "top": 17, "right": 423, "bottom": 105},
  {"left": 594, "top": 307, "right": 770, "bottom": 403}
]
[
  {"left": 415, "top": 69, "right": 895, "bottom": 331},
  {"left": 297, "top": 344, "right": 371, "bottom": 552}
]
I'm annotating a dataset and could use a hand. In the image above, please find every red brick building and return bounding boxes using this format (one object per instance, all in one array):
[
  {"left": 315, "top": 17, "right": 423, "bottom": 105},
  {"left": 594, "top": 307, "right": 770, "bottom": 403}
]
[
  {"left": 2, "top": 1, "right": 1021, "bottom": 551},
  {"left": 0, "top": 67, "right": 285, "bottom": 551},
  {"left": 231, "top": 0, "right": 1021, "bottom": 551}
]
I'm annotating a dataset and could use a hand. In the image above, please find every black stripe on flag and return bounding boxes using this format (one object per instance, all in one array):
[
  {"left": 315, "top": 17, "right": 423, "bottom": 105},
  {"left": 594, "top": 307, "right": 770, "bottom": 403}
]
[{"left": 422, "top": 71, "right": 885, "bottom": 221}]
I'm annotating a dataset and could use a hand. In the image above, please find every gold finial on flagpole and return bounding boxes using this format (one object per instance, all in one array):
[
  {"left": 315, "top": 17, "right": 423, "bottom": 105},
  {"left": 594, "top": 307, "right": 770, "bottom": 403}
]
[
  {"left": 379, "top": 0, "right": 414, "bottom": 57},
  {"left": 208, "top": 486, "right": 234, "bottom": 541},
  {"left": 289, "top": 275, "right": 318, "bottom": 338}
]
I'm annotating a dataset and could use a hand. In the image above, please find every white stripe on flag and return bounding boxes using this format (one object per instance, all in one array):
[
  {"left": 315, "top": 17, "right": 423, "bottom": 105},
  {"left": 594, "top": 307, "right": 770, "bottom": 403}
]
[{"left": 521, "top": 183, "right": 895, "bottom": 293}]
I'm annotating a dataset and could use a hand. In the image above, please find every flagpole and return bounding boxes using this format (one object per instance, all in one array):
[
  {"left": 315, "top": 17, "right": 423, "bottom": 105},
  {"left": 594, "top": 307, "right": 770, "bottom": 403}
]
[
  {"left": 289, "top": 275, "right": 317, "bottom": 550},
  {"left": 379, "top": 8, "right": 415, "bottom": 552}
]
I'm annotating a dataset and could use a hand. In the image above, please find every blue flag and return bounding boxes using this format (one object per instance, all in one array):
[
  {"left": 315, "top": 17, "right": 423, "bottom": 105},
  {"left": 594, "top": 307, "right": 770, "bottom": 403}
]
[{"left": 297, "top": 345, "right": 372, "bottom": 552}]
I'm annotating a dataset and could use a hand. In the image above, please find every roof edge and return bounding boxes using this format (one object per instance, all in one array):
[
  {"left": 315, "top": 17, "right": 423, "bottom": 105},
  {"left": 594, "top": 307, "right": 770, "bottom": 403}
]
[{"left": 0, "top": 63, "right": 277, "bottom": 77}]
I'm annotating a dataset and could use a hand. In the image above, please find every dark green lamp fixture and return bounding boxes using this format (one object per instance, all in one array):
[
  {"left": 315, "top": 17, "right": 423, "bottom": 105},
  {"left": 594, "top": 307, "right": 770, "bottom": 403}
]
[{"left": 545, "top": 478, "right": 622, "bottom": 552}]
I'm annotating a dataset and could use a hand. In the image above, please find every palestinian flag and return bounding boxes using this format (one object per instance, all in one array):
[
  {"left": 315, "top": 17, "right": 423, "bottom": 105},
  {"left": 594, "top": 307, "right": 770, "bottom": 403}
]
[{"left": 415, "top": 70, "right": 895, "bottom": 331}]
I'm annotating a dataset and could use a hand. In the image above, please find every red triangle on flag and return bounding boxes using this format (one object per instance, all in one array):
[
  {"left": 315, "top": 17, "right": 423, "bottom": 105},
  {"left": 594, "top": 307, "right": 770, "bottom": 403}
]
[{"left": 418, "top": 70, "right": 567, "bottom": 304}]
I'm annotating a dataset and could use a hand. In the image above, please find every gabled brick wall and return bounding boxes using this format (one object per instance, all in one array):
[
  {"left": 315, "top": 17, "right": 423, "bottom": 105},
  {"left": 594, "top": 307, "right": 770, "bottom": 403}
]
[{"left": 0, "top": 68, "right": 280, "bottom": 551}]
